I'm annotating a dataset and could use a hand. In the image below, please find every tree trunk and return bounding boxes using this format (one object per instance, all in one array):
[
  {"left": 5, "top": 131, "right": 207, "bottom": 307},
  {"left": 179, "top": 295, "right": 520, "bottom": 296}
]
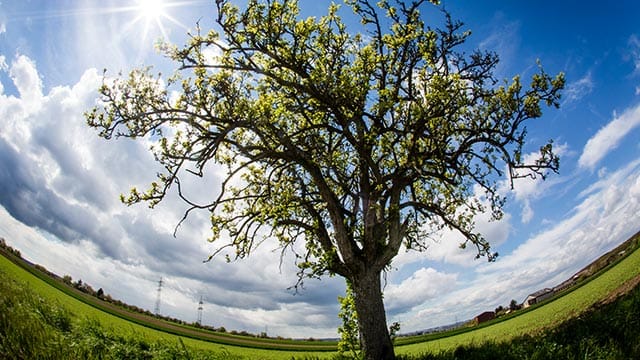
[{"left": 351, "top": 268, "right": 395, "bottom": 360}]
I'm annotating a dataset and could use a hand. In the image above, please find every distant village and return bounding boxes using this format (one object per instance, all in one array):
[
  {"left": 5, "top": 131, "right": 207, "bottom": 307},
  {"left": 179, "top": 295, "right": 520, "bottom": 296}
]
[
  {"left": 471, "top": 275, "right": 579, "bottom": 328},
  {"left": 469, "top": 233, "right": 638, "bottom": 328}
]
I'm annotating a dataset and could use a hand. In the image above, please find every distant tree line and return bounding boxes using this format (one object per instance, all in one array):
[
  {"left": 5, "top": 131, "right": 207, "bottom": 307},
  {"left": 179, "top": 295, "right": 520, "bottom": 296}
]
[
  {"left": 0, "top": 238, "right": 21, "bottom": 258},
  {"left": 60, "top": 272, "right": 215, "bottom": 328},
  {"left": 495, "top": 299, "right": 522, "bottom": 317}
]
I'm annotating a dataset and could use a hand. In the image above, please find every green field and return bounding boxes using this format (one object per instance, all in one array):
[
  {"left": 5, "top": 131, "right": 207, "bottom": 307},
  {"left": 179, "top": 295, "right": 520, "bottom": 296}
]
[
  {"left": 395, "top": 242, "right": 640, "bottom": 355},
  {"left": 1, "top": 235, "right": 640, "bottom": 359},
  {"left": 0, "top": 253, "right": 334, "bottom": 360}
]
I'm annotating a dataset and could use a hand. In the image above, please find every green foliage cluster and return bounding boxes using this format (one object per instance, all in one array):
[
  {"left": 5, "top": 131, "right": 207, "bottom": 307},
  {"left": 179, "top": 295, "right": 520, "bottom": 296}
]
[
  {"left": 336, "top": 282, "right": 401, "bottom": 359},
  {"left": 337, "top": 282, "right": 360, "bottom": 358},
  {"left": 0, "top": 270, "right": 241, "bottom": 360}
]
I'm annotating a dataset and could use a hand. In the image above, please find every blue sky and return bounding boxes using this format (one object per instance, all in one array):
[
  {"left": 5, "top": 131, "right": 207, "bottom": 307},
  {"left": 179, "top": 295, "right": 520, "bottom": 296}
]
[{"left": 1, "top": 0, "right": 640, "bottom": 338}]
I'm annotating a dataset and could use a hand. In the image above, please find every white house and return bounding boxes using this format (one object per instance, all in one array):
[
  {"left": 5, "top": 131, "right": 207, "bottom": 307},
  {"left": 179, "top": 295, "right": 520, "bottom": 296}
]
[{"left": 523, "top": 288, "right": 554, "bottom": 308}]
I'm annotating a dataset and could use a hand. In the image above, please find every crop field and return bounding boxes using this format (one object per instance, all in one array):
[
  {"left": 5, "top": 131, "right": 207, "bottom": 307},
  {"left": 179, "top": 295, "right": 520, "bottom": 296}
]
[{"left": 1, "top": 236, "right": 639, "bottom": 359}]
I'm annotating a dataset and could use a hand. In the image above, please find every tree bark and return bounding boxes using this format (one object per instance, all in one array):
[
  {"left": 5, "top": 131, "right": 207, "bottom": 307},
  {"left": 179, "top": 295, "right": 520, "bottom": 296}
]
[{"left": 351, "top": 268, "right": 395, "bottom": 360}]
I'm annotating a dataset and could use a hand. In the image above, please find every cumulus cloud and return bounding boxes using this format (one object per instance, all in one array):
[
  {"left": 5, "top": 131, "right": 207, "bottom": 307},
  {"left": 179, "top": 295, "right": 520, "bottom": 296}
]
[
  {"left": 0, "top": 54, "right": 345, "bottom": 338},
  {"left": 385, "top": 267, "right": 457, "bottom": 315},
  {"left": 392, "top": 184, "right": 513, "bottom": 270},
  {"left": 578, "top": 103, "right": 640, "bottom": 170},
  {"left": 398, "top": 159, "right": 640, "bottom": 332},
  {"left": 8, "top": 55, "right": 43, "bottom": 106}
]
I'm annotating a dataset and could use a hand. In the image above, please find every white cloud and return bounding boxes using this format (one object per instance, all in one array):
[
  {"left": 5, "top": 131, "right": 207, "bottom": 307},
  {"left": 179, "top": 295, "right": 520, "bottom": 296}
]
[
  {"left": 393, "top": 186, "right": 513, "bottom": 268},
  {"left": 506, "top": 143, "right": 570, "bottom": 223},
  {"left": 8, "top": 55, "right": 43, "bottom": 107},
  {"left": 494, "top": 160, "right": 640, "bottom": 282},
  {"left": 398, "top": 159, "right": 640, "bottom": 332},
  {"left": 511, "top": 163, "right": 638, "bottom": 272},
  {"left": 385, "top": 267, "right": 457, "bottom": 314},
  {"left": 0, "top": 55, "right": 6, "bottom": 95},
  {"left": 629, "top": 34, "right": 640, "bottom": 76},
  {"left": 0, "top": 53, "right": 346, "bottom": 338},
  {"left": 520, "top": 200, "right": 534, "bottom": 224},
  {"left": 562, "top": 72, "right": 594, "bottom": 106},
  {"left": 478, "top": 16, "right": 520, "bottom": 77},
  {"left": 578, "top": 103, "right": 640, "bottom": 170},
  {"left": 631, "top": 175, "right": 640, "bottom": 197}
]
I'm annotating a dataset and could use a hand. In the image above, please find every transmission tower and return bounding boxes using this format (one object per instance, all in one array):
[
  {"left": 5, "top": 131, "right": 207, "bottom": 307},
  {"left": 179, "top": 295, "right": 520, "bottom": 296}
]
[
  {"left": 197, "top": 296, "right": 204, "bottom": 325},
  {"left": 154, "top": 277, "right": 163, "bottom": 315}
]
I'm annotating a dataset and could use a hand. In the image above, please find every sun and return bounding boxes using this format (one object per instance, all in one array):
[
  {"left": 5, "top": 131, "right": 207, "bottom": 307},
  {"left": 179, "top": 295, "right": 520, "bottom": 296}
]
[
  {"left": 105, "top": 0, "right": 189, "bottom": 57},
  {"left": 136, "top": 0, "right": 168, "bottom": 22},
  {"left": 130, "top": 0, "right": 181, "bottom": 42}
]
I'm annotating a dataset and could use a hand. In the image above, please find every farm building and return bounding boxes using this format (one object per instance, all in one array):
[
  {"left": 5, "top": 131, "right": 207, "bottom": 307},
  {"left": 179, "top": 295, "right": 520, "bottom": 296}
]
[
  {"left": 523, "top": 288, "right": 554, "bottom": 308},
  {"left": 474, "top": 311, "right": 495, "bottom": 324},
  {"left": 553, "top": 276, "right": 578, "bottom": 293}
]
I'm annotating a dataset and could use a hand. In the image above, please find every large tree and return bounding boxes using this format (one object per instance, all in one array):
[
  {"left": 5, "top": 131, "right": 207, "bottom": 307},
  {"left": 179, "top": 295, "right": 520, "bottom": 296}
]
[{"left": 86, "top": 0, "right": 564, "bottom": 358}]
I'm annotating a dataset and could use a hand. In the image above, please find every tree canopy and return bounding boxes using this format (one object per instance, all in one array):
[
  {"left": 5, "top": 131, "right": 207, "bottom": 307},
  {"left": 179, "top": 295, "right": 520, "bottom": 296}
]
[{"left": 87, "top": 1, "right": 564, "bottom": 358}]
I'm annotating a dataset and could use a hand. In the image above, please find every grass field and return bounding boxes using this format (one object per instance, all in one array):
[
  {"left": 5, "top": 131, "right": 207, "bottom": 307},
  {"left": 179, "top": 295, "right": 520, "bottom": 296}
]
[
  {"left": 1, "top": 234, "right": 640, "bottom": 359},
  {"left": 395, "top": 239, "right": 640, "bottom": 355},
  {"left": 0, "top": 253, "right": 334, "bottom": 360}
]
